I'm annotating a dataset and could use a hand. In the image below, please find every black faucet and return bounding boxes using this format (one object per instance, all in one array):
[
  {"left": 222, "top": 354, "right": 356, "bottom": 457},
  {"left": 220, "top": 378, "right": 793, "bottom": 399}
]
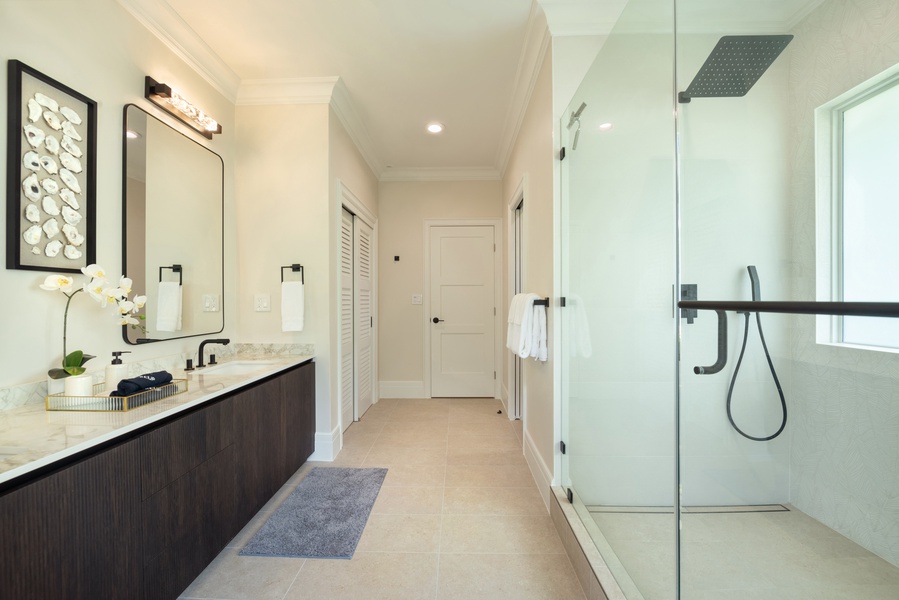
[{"left": 197, "top": 338, "right": 230, "bottom": 368}]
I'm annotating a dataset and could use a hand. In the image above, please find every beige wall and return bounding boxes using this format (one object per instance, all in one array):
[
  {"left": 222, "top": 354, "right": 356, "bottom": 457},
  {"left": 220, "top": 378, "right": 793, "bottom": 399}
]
[
  {"left": 0, "top": 0, "right": 237, "bottom": 387},
  {"left": 501, "top": 44, "right": 555, "bottom": 492},
  {"left": 378, "top": 180, "right": 503, "bottom": 393}
]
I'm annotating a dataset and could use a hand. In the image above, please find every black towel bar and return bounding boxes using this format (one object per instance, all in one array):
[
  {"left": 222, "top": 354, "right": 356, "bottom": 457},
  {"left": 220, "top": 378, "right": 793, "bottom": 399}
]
[
  {"left": 534, "top": 298, "right": 549, "bottom": 306},
  {"left": 159, "top": 264, "right": 182, "bottom": 285},
  {"left": 281, "top": 264, "right": 304, "bottom": 284}
]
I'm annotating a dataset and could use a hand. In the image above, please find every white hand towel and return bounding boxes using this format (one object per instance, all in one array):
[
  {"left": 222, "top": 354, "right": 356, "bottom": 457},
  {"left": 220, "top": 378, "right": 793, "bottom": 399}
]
[
  {"left": 532, "top": 303, "right": 547, "bottom": 361},
  {"left": 516, "top": 293, "right": 539, "bottom": 359},
  {"left": 506, "top": 294, "right": 526, "bottom": 351},
  {"left": 282, "top": 281, "right": 305, "bottom": 332},
  {"left": 156, "top": 282, "right": 182, "bottom": 332}
]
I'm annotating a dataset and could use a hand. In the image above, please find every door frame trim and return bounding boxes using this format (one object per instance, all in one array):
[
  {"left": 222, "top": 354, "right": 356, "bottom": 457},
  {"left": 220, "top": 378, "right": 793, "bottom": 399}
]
[
  {"left": 506, "top": 175, "right": 527, "bottom": 419},
  {"left": 423, "top": 218, "right": 503, "bottom": 399}
]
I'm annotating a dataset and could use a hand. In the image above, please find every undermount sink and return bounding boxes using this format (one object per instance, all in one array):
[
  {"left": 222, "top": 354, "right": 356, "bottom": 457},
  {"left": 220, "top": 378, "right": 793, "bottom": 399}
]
[{"left": 198, "top": 360, "right": 279, "bottom": 376}]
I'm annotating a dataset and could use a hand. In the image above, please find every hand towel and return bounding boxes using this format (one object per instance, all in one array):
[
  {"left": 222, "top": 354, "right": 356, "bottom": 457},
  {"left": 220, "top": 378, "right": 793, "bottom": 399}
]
[
  {"left": 532, "top": 302, "right": 547, "bottom": 361},
  {"left": 507, "top": 293, "right": 539, "bottom": 359},
  {"left": 282, "top": 281, "right": 305, "bottom": 332},
  {"left": 110, "top": 370, "right": 173, "bottom": 397},
  {"left": 156, "top": 282, "right": 182, "bottom": 332}
]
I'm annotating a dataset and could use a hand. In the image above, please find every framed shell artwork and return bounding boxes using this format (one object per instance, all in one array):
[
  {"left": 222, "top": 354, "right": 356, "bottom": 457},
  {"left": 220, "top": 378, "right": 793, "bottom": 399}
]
[{"left": 6, "top": 59, "right": 96, "bottom": 272}]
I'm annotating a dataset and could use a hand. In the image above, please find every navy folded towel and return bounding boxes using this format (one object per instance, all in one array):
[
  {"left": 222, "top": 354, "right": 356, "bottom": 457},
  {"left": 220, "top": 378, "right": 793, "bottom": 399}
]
[{"left": 110, "top": 370, "right": 173, "bottom": 397}]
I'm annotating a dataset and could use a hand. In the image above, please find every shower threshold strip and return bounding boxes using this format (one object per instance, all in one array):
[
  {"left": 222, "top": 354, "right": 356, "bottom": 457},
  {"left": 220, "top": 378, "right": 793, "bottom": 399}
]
[{"left": 587, "top": 504, "right": 789, "bottom": 514}]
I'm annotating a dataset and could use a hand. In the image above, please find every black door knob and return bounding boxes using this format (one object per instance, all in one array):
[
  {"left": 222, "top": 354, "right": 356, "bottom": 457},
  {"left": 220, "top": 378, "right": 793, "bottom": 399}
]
[{"left": 432, "top": 317, "right": 444, "bottom": 324}]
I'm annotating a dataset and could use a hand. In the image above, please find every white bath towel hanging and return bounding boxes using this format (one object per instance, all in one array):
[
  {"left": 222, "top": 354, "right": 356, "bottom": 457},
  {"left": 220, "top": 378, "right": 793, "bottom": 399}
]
[
  {"left": 156, "top": 281, "right": 182, "bottom": 332},
  {"left": 506, "top": 293, "right": 541, "bottom": 359},
  {"left": 281, "top": 281, "right": 305, "bottom": 332},
  {"left": 532, "top": 301, "right": 547, "bottom": 362}
]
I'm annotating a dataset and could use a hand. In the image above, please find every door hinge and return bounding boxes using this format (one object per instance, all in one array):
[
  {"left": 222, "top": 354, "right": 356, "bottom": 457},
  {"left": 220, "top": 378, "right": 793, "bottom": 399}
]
[
  {"left": 493, "top": 371, "right": 496, "bottom": 380},
  {"left": 560, "top": 296, "right": 567, "bottom": 307},
  {"left": 494, "top": 307, "right": 496, "bottom": 316},
  {"left": 370, "top": 316, "right": 373, "bottom": 327},
  {"left": 567, "top": 488, "right": 574, "bottom": 504},
  {"left": 560, "top": 440, "right": 567, "bottom": 454},
  {"left": 493, "top": 243, "right": 496, "bottom": 252},
  {"left": 560, "top": 147, "right": 566, "bottom": 161}
]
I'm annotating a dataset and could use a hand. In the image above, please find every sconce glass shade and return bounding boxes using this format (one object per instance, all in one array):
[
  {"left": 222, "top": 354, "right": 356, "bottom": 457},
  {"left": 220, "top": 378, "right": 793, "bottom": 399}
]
[{"left": 144, "top": 76, "right": 222, "bottom": 139}]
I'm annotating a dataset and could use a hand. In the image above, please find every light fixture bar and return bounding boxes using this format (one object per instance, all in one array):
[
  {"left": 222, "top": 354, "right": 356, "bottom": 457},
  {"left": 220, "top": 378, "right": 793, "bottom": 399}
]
[{"left": 144, "top": 76, "right": 222, "bottom": 139}]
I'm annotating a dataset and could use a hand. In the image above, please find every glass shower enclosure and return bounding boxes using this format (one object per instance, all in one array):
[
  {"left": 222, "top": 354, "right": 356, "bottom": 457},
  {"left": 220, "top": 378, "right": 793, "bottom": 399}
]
[{"left": 560, "top": 0, "right": 899, "bottom": 598}]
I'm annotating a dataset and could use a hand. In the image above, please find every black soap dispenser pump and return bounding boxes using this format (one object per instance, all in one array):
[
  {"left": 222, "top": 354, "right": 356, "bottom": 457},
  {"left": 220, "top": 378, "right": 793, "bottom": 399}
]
[{"left": 105, "top": 351, "right": 131, "bottom": 393}]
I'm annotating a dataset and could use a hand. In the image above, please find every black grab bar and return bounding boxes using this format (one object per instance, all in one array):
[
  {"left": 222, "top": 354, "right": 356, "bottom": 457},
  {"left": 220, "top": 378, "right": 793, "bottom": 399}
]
[{"left": 678, "top": 300, "right": 899, "bottom": 318}]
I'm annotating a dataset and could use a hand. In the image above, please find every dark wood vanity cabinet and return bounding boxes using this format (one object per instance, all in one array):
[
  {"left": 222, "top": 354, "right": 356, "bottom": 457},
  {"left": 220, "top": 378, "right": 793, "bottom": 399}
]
[{"left": 0, "top": 360, "right": 315, "bottom": 600}]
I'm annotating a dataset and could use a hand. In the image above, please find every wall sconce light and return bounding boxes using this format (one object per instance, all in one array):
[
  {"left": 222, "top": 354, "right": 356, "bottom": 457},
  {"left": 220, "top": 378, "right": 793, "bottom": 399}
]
[{"left": 144, "top": 76, "right": 222, "bottom": 139}]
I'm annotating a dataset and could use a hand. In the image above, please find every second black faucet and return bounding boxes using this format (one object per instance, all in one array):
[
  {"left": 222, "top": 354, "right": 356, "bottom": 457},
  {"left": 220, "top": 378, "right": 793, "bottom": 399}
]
[{"left": 197, "top": 338, "right": 230, "bottom": 368}]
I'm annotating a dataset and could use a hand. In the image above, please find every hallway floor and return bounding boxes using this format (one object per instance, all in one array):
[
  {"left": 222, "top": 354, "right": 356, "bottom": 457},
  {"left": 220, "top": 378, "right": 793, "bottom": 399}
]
[{"left": 179, "top": 397, "right": 585, "bottom": 600}]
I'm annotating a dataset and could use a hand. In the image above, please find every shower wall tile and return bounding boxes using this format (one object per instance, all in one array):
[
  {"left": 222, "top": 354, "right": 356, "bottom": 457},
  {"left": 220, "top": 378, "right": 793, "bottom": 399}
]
[{"left": 788, "top": 0, "right": 899, "bottom": 567}]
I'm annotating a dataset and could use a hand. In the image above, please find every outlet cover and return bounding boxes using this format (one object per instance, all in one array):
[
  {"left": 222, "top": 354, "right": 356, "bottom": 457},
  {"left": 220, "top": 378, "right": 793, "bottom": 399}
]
[
  {"left": 202, "top": 294, "right": 220, "bottom": 312},
  {"left": 254, "top": 293, "right": 271, "bottom": 312},
  {"left": 411, "top": 294, "right": 422, "bottom": 305}
]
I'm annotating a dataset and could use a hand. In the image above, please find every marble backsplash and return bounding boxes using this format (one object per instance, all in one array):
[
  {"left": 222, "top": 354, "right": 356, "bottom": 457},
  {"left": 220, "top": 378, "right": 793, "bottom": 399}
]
[{"left": 0, "top": 343, "right": 314, "bottom": 412}]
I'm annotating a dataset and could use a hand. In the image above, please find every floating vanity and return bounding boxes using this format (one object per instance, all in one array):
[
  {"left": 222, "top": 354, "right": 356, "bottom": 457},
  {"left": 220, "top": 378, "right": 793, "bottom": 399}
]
[{"left": 0, "top": 355, "right": 315, "bottom": 600}]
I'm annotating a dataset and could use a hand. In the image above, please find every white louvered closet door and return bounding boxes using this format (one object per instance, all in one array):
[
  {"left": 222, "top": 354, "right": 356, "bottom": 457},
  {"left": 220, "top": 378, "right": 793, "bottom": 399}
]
[
  {"left": 354, "top": 219, "right": 374, "bottom": 419},
  {"left": 340, "top": 209, "right": 355, "bottom": 431}
]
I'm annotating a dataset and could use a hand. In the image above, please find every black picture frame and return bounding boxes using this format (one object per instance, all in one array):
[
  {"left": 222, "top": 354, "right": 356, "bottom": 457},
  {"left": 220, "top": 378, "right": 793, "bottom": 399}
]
[{"left": 6, "top": 59, "right": 97, "bottom": 272}]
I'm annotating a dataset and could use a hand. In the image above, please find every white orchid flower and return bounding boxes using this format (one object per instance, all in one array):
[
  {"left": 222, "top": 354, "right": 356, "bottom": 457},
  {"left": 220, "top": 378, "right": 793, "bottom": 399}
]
[
  {"left": 84, "top": 277, "right": 110, "bottom": 304},
  {"left": 101, "top": 286, "right": 126, "bottom": 307},
  {"left": 40, "top": 274, "right": 75, "bottom": 293},
  {"left": 132, "top": 295, "right": 147, "bottom": 311},
  {"left": 118, "top": 276, "right": 133, "bottom": 295},
  {"left": 117, "top": 300, "right": 135, "bottom": 315},
  {"left": 118, "top": 314, "right": 140, "bottom": 326},
  {"left": 81, "top": 264, "right": 107, "bottom": 280}
]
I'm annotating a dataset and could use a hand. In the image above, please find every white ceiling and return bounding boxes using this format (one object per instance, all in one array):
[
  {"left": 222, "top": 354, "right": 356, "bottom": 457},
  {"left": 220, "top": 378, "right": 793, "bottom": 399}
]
[{"left": 119, "top": 0, "right": 825, "bottom": 180}]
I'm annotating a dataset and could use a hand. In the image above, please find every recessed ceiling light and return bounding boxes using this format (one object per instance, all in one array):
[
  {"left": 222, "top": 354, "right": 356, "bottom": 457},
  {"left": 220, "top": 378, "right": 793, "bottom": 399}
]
[
  {"left": 426, "top": 122, "right": 444, "bottom": 134},
  {"left": 598, "top": 122, "right": 614, "bottom": 132}
]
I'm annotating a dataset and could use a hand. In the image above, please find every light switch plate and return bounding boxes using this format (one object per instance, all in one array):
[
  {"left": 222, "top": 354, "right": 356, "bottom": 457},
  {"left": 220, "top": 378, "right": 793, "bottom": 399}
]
[
  {"left": 202, "top": 294, "right": 220, "bottom": 312},
  {"left": 411, "top": 294, "right": 422, "bottom": 305},
  {"left": 254, "top": 293, "right": 271, "bottom": 312}
]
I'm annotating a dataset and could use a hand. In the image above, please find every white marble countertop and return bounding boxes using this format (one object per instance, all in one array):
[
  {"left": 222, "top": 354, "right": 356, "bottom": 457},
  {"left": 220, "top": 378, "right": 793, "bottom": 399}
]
[{"left": 0, "top": 354, "right": 314, "bottom": 489}]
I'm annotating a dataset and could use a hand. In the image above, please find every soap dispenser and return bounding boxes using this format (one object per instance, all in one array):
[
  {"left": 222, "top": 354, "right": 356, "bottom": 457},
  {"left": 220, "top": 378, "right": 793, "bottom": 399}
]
[{"left": 105, "top": 351, "right": 131, "bottom": 392}]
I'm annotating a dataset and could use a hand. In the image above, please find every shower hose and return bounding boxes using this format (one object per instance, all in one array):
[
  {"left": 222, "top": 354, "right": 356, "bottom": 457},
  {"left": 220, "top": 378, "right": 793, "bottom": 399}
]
[{"left": 726, "top": 266, "right": 787, "bottom": 441}]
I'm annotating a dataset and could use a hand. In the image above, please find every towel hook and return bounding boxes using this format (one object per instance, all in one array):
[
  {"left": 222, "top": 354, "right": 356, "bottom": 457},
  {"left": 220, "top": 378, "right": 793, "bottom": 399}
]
[
  {"left": 159, "top": 264, "right": 182, "bottom": 285},
  {"left": 280, "top": 264, "right": 304, "bottom": 284}
]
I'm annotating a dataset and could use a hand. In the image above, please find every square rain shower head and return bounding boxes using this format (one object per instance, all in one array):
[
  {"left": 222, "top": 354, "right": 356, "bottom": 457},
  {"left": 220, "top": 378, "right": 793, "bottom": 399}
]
[{"left": 678, "top": 35, "right": 793, "bottom": 103}]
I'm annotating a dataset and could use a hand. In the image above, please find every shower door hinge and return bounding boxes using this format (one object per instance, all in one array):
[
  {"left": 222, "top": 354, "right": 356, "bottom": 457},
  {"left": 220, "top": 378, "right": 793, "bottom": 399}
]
[
  {"left": 560, "top": 147, "right": 566, "bottom": 161},
  {"left": 560, "top": 440, "right": 567, "bottom": 454},
  {"left": 560, "top": 297, "right": 567, "bottom": 307},
  {"left": 567, "top": 488, "right": 573, "bottom": 504}
]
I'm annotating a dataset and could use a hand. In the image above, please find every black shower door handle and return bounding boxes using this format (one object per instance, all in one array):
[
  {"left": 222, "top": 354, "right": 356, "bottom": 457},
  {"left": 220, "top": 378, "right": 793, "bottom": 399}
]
[{"left": 432, "top": 317, "right": 444, "bottom": 324}]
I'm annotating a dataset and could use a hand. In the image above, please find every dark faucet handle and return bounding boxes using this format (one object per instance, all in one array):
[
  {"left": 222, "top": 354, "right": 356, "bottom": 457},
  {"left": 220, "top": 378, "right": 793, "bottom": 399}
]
[{"left": 209, "top": 354, "right": 217, "bottom": 365}]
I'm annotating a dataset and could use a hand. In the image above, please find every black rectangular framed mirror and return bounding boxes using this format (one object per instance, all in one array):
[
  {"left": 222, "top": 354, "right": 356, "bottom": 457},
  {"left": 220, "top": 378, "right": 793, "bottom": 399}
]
[{"left": 122, "top": 103, "right": 224, "bottom": 344}]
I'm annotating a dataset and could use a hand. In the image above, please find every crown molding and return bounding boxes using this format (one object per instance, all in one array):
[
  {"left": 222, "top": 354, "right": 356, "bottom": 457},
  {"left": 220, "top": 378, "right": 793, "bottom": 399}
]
[
  {"left": 379, "top": 167, "right": 501, "bottom": 183},
  {"left": 115, "top": 0, "right": 241, "bottom": 102},
  {"left": 329, "top": 78, "right": 385, "bottom": 178},
  {"left": 494, "top": 3, "right": 552, "bottom": 178}
]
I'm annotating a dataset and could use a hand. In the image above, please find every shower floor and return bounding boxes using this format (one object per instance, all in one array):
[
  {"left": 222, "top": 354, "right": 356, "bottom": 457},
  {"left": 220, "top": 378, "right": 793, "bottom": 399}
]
[{"left": 587, "top": 505, "right": 899, "bottom": 600}]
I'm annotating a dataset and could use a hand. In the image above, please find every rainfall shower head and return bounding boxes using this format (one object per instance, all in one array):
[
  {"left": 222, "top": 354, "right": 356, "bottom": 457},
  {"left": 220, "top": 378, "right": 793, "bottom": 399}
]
[{"left": 678, "top": 35, "right": 793, "bottom": 103}]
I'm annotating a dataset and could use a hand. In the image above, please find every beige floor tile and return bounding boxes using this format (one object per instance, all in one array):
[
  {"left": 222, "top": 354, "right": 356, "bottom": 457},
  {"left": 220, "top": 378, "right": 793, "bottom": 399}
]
[
  {"left": 444, "top": 464, "right": 535, "bottom": 487},
  {"left": 447, "top": 432, "right": 522, "bottom": 450},
  {"left": 373, "top": 485, "right": 444, "bottom": 514},
  {"left": 364, "top": 445, "right": 447, "bottom": 466},
  {"left": 179, "top": 549, "right": 303, "bottom": 600},
  {"left": 446, "top": 447, "right": 527, "bottom": 466},
  {"left": 372, "top": 429, "right": 449, "bottom": 449},
  {"left": 380, "top": 463, "right": 447, "bottom": 487},
  {"left": 443, "top": 486, "right": 547, "bottom": 516},
  {"left": 357, "top": 513, "right": 442, "bottom": 552},
  {"left": 437, "top": 553, "right": 585, "bottom": 600},
  {"left": 440, "top": 515, "right": 565, "bottom": 554},
  {"left": 284, "top": 552, "right": 438, "bottom": 600}
]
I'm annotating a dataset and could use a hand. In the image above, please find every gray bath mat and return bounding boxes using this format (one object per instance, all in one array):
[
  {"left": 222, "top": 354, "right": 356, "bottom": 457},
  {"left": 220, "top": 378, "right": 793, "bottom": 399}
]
[{"left": 240, "top": 467, "right": 387, "bottom": 559}]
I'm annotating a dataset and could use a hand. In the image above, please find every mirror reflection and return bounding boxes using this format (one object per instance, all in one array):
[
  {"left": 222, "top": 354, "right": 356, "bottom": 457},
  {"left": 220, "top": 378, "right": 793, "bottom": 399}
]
[{"left": 123, "top": 104, "right": 224, "bottom": 344}]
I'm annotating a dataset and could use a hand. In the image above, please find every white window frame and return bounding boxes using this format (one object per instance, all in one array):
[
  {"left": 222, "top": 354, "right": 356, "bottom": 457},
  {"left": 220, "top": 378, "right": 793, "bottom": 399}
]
[{"left": 815, "top": 64, "right": 899, "bottom": 352}]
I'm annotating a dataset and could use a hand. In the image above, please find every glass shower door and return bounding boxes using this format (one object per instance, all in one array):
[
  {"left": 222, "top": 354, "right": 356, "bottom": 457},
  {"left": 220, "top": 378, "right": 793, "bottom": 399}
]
[{"left": 559, "top": 0, "right": 678, "bottom": 597}]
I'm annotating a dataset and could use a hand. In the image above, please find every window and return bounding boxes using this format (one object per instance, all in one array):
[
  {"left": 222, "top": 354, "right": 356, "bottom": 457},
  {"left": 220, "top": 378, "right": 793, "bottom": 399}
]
[{"left": 817, "top": 67, "right": 899, "bottom": 350}]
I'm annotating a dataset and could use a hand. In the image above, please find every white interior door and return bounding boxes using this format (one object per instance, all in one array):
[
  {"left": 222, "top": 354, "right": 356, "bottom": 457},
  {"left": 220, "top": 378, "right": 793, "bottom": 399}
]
[
  {"left": 429, "top": 225, "right": 495, "bottom": 397},
  {"left": 354, "top": 219, "right": 374, "bottom": 418},
  {"left": 339, "top": 209, "right": 354, "bottom": 431}
]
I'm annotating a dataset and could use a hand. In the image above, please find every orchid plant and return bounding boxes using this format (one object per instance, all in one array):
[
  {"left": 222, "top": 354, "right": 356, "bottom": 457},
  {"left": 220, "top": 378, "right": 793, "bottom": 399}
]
[{"left": 41, "top": 264, "right": 147, "bottom": 379}]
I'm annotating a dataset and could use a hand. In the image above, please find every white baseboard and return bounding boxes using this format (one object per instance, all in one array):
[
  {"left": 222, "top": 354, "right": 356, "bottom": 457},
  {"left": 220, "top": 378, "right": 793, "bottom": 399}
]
[
  {"left": 524, "top": 427, "right": 554, "bottom": 512},
  {"left": 308, "top": 424, "right": 341, "bottom": 462},
  {"left": 379, "top": 380, "right": 426, "bottom": 399}
]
